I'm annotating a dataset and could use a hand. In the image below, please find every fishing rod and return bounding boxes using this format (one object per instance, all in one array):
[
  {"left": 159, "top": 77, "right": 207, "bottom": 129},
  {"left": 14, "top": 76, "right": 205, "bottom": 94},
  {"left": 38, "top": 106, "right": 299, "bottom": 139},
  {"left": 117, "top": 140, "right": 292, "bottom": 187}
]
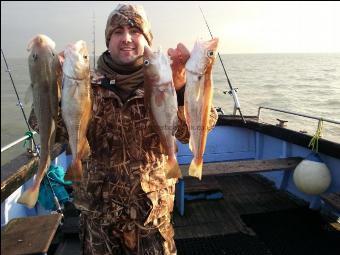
[
  {"left": 92, "top": 10, "right": 96, "bottom": 70},
  {"left": 1, "top": 48, "right": 62, "bottom": 213},
  {"left": 199, "top": 6, "right": 246, "bottom": 124}
]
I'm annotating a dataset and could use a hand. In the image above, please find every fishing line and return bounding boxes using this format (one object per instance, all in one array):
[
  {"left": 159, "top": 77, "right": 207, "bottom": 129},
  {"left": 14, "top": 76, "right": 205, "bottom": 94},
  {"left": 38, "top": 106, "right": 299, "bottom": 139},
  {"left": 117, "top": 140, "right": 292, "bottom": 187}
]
[
  {"left": 1, "top": 48, "right": 62, "bottom": 213},
  {"left": 1, "top": 49, "right": 39, "bottom": 150},
  {"left": 199, "top": 6, "right": 246, "bottom": 124}
]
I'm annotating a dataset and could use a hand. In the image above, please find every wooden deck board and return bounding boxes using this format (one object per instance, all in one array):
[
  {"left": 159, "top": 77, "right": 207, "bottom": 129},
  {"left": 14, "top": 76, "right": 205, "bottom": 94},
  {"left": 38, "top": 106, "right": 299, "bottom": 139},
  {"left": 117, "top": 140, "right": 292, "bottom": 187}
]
[
  {"left": 1, "top": 214, "right": 63, "bottom": 255},
  {"left": 179, "top": 157, "right": 302, "bottom": 177}
]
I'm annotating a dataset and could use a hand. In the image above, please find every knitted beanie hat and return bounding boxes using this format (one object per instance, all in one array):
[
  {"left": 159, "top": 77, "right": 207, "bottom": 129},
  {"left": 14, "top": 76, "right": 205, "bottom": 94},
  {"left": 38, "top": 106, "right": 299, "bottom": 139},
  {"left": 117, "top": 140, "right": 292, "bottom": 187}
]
[{"left": 105, "top": 4, "right": 153, "bottom": 47}]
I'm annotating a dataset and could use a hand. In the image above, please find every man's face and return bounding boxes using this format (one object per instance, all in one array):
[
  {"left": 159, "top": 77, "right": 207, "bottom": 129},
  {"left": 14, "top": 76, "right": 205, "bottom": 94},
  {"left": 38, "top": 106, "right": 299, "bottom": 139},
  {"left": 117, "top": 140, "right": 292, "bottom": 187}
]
[{"left": 108, "top": 25, "right": 148, "bottom": 65}]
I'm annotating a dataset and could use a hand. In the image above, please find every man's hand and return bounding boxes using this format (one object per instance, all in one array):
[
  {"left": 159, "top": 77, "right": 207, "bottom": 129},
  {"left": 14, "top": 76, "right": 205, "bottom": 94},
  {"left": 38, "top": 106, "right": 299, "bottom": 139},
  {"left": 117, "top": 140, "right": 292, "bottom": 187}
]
[
  {"left": 58, "top": 51, "right": 65, "bottom": 66},
  {"left": 168, "top": 43, "right": 190, "bottom": 91}
]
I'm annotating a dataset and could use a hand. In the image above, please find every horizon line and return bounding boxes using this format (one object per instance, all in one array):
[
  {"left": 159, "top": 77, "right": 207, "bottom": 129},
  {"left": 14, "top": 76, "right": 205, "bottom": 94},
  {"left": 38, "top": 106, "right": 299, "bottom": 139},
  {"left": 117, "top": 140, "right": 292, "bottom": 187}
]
[{"left": 3, "top": 52, "right": 340, "bottom": 59}]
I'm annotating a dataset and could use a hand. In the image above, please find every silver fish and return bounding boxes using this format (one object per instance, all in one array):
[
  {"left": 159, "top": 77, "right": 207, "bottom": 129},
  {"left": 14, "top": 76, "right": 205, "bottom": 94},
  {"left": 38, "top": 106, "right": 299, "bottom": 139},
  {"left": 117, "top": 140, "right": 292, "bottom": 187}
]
[
  {"left": 184, "top": 38, "right": 219, "bottom": 180},
  {"left": 143, "top": 46, "right": 182, "bottom": 179},
  {"left": 17, "top": 34, "right": 61, "bottom": 208},
  {"left": 62, "top": 40, "right": 92, "bottom": 182}
]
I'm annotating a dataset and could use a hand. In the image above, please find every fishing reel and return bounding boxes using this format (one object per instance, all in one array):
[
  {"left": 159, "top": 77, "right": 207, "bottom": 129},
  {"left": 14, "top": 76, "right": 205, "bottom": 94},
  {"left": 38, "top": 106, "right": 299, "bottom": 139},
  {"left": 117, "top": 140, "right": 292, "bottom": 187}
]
[{"left": 223, "top": 88, "right": 238, "bottom": 95}]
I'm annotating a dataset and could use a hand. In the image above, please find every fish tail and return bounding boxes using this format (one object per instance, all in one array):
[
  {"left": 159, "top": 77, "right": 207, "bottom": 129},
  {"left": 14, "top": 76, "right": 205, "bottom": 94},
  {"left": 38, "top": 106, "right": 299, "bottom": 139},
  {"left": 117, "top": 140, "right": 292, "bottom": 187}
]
[
  {"left": 65, "top": 158, "right": 83, "bottom": 182},
  {"left": 165, "top": 158, "right": 182, "bottom": 179},
  {"left": 17, "top": 155, "right": 50, "bottom": 208},
  {"left": 81, "top": 138, "right": 91, "bottom": 159},
  {"left": 189, "top": 157, "right": 203, "bottom": 180},
  {"left": 17, "top": 186, "right": 39, "bottom": 208}
]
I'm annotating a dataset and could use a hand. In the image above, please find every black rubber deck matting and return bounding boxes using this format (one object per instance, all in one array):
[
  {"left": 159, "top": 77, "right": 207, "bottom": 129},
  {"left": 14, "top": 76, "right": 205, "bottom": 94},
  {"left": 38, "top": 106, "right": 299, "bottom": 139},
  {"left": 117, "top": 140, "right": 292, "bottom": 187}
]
[
  {"left": 241, "top": 208, "right": 340, "bottom": 255},
  {"left": 175, "top": 233, "right": 272, "bottom": 255}
]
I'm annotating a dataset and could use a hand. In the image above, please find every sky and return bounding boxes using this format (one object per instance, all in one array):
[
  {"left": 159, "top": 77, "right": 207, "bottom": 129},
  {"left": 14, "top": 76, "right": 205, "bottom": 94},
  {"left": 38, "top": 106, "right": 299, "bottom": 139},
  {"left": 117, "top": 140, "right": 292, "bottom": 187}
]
[{"left": 1, "top": 1, "right": 340, "bottom": 58}]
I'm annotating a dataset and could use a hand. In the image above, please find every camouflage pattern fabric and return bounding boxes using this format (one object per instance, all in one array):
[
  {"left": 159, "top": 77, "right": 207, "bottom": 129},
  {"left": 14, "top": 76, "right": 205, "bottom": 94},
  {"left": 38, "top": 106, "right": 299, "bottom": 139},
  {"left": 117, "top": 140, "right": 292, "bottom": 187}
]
[{"left": 28, "top": 74, "right": 218, "bottom": 255}]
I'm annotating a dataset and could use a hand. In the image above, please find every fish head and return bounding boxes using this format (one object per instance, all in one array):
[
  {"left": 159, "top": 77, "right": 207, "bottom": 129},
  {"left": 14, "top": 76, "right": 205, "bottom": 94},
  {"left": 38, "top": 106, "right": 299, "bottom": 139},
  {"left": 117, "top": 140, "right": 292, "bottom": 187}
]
[
  {"left": 27, "top": 34, "right": 57, "bottom": 83},
  {"left": 27, "top": 34, "right": 56, "bottom": 53},
  {"left": 143, "top": 45, "right": 172, "bottom": 85},
  {"left": 63, "top": 40, "right": 90, "bottom": 79},
  {"left": 185, "top": 37, "right": 219, "bottom": 75}
]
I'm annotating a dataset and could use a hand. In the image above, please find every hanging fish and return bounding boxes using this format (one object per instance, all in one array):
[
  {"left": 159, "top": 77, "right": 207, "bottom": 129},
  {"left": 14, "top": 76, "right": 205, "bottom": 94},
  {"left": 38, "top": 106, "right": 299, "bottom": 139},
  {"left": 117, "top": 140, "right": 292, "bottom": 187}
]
[
  {"left": 184, "top": 38, "right": 219, "bottom": 180},
  {"left": 143, "top": 46, "right": 182, "bottom": 179},
  {"left": 18, "top": 34, "right": 62, "bottom": 208},
  {"left": 62, "top": 40, "right": 92, "bottom": 182}
]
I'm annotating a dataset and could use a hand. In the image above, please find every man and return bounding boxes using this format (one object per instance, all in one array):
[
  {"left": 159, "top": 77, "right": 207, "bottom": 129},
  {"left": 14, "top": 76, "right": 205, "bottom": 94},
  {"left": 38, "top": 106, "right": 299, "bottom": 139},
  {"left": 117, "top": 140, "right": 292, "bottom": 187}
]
[{"left": 30, "top": 3, "right": 218, "bottom": 255}]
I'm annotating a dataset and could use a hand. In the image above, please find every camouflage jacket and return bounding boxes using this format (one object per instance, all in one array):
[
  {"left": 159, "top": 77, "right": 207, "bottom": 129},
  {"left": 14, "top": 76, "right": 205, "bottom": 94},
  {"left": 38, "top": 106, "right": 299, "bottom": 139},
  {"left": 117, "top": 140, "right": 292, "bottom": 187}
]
[{"left": 28, "top": 73, "right": 218, "bottom": 255}]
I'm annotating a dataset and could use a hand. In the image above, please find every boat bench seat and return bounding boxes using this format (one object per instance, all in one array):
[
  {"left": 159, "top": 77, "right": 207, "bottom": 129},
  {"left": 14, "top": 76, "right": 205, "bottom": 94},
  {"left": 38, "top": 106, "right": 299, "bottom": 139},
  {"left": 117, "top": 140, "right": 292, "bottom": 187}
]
[
  {"left": 320, "top": 192, "right": 340, "bottom": 212},
  {"left": 179, "top": 157, "right": 303, "bottom": 176},
  {"left": 1, "top": 213, "right": 63, "bottom": 255},
  {"left": 175, "top": 157, "right": 303, "bottom": 216}
]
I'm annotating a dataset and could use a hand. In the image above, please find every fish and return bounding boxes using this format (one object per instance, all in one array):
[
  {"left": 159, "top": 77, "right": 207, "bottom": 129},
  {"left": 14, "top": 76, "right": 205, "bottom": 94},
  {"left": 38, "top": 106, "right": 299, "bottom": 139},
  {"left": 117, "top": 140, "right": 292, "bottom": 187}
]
[
  {"left": 62, "top": 40, "right": 92, "bottom": 182},
  {"left": 17, "top": 34, "right": 62, "bottom": 208},
  {"left": 143, "top": 46, "right": 182, "bottom": 179},
  {"left": 184, "top": 38, "right": 219, "bottom": 180}
]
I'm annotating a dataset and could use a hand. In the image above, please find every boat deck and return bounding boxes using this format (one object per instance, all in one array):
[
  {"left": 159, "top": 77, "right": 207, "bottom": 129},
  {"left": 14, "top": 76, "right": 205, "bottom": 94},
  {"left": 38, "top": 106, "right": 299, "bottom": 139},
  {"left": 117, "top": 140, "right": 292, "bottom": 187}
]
[
  {"left": 174, "top": 174, "right": 307, "bottom": 239},
  {"left": 52, "top": 174, "right": 340, "bottom": 255}
]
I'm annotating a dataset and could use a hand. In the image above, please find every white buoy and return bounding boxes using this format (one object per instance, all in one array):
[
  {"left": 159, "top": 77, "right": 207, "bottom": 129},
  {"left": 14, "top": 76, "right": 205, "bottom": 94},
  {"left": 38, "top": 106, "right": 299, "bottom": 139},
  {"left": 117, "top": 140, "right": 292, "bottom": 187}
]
[{"left": 293, "top": 153, "right": 331, "bottom": 195}]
